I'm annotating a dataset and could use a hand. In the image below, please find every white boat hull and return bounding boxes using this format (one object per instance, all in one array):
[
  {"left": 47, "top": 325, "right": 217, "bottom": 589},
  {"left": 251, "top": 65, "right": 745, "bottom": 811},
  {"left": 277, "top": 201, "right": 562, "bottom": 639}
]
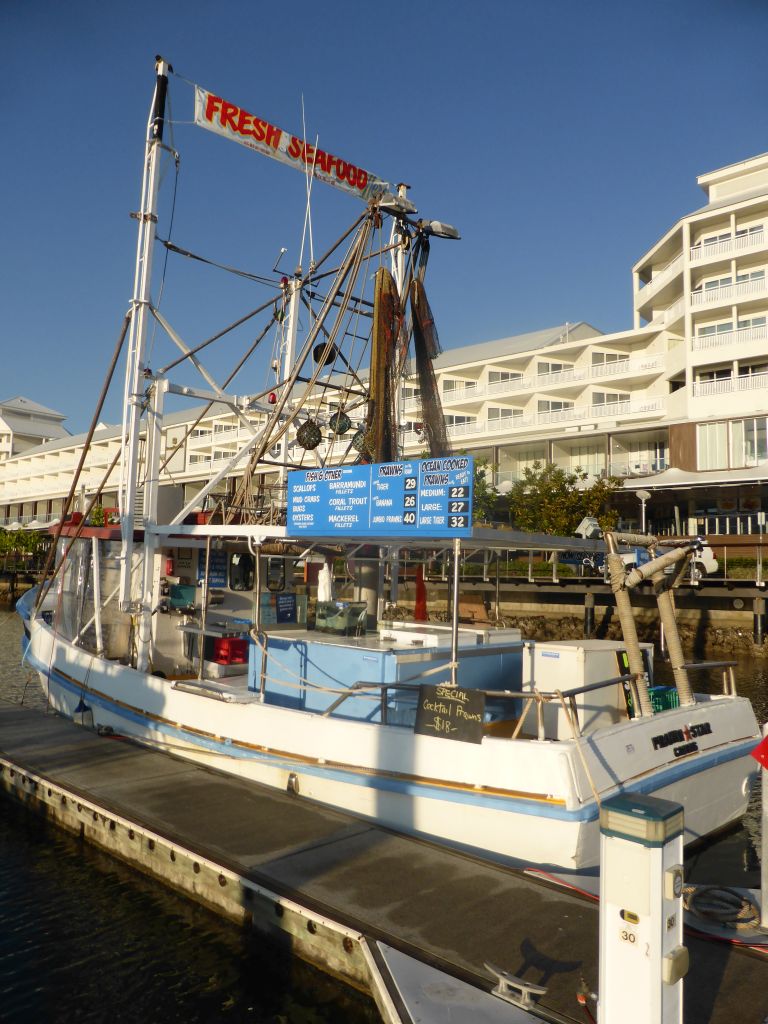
[{"left": 23, "top": 616, "right": 759, "bottom": 873}]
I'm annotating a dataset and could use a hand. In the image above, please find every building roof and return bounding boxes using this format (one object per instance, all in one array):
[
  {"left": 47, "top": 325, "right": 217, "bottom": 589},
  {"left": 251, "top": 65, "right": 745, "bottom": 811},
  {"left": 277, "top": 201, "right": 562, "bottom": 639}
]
[
  {"left": 625, "top": 465, "right": 768, "bottom": 491},
  {"left": 0, "top": 396, "right": 67, "bottom": 420},
  {"left": 5, "top": 401, "right": 234, "bottom": 459},
  {"left": 433, "top": 322, "right": 603, "bottom": 370},
  {"left": 688, "top": 183, "right": 768, "bottom": 218},
  {"left": 0, "top": 411, "right": 70, "bottom": 440}
]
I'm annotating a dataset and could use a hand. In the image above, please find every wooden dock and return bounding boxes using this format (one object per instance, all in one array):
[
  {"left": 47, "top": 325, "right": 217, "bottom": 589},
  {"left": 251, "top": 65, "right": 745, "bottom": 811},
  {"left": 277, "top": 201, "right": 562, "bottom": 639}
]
[{"left": 0, "top": 701, "right": 766, "bottom": 1023}]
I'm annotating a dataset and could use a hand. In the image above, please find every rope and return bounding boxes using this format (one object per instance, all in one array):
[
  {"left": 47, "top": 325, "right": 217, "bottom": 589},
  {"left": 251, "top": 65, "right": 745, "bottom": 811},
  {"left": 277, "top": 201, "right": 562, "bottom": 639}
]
[
  {"left": 157, "top": 238, "right": 281, "bottom": 288},
  {"left": 683, "top": 885, "right": 761, "bottom": 930},
  {"left": 555, "top": 688, "right": 602, "bottom": 810}
]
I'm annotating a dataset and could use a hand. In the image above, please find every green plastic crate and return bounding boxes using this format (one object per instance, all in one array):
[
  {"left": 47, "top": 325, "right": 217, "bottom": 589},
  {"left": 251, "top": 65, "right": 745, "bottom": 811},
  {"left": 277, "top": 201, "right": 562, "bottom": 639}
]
[{"left": 649, "top": 686, "right": 680, "bottom": 713}]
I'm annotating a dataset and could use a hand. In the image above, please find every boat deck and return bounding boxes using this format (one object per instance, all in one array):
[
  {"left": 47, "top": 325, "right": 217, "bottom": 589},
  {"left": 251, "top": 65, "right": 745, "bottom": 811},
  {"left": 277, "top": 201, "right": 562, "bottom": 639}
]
[{"left": 0, "top": 701, "right": 765, "bottom": 1023}]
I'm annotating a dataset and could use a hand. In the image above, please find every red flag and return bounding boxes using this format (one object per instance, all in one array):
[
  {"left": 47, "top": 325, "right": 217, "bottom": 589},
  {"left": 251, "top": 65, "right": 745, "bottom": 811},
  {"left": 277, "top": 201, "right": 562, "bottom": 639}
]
[
  {"left": 414, "top": 564, "right": 428, "bottom": 622},
  {"left": 750, "top": 733, "right": 768, "bottom": 770}
]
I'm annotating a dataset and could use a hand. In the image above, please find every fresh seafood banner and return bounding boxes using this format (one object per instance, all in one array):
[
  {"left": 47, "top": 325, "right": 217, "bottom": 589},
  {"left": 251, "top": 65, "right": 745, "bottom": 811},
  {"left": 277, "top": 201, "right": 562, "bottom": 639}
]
[{"left": 194, "top": 86, "right": 388, "bottom": 202}]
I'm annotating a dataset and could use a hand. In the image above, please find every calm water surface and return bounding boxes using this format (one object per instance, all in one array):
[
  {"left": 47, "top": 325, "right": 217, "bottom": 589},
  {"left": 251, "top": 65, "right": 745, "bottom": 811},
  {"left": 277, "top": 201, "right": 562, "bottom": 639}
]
[
  {"left": 0, "top": 608, "right": 375, "bottom": 1023},
  {"left": 0, "top": 606, "right": 764, "bottom": 1022}
]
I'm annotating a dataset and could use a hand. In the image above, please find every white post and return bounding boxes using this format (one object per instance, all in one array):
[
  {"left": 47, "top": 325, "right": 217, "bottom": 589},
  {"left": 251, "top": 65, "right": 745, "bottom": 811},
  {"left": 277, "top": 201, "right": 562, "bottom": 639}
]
[
  {"left": 450, "top": 537, "right": 461, "bottom": 687},
  {"left": 91, "top": 536, "right": 104, "bottom": 657},
  {"left": 277, "top": 273, "right": 301, "bottom": 494},
  {"left": 119, "top": 58, "right": 171, "bottom": 611},
  {"left": 598, "top": 794, "right": 688, "bottom": 1024},
  {"left": 390, "top": 188, "right": 408, "bottom": 456},
  {"left": 135, "top": 378, "right": 166, "bottom": 672}
]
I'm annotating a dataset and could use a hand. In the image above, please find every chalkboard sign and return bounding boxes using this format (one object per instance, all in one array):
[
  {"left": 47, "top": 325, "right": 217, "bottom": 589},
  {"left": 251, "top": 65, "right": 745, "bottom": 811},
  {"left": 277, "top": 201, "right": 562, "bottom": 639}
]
[{"left": 414, "top": 684, "right": 485, "bottom": 744}]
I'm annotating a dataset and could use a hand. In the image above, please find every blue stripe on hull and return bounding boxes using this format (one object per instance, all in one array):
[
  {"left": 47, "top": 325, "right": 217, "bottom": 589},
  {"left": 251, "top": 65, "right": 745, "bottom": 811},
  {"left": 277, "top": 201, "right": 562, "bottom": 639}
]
[{"left": 36, "top": 655, "right": 756, "bottom": 827}]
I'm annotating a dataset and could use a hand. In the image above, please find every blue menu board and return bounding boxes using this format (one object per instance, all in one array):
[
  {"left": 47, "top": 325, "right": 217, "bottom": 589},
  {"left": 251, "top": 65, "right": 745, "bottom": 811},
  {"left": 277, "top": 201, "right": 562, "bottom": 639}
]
[{"left": 287, "top": 456, "right": 473, "bottom": 538}]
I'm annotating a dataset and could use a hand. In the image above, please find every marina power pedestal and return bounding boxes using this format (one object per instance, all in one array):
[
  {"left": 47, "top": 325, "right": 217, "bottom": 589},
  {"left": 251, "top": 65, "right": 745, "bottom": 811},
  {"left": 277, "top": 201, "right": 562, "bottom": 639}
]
[{"left": 598, "top": 794, "right": 688, "bottom": 1024}]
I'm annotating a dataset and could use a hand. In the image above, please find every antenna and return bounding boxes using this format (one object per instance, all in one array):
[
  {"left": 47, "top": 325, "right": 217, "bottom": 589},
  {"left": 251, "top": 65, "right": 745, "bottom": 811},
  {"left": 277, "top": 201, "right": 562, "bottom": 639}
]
[{"left": 272, "top": 247, "right": 288, "bottom": 273}]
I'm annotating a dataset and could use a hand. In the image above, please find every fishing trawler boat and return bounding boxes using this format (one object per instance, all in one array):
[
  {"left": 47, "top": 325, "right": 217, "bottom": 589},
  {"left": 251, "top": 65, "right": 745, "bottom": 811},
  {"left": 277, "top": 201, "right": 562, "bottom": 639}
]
[{"left": 17, "top": 59, "right": 761, "bottom": 872}]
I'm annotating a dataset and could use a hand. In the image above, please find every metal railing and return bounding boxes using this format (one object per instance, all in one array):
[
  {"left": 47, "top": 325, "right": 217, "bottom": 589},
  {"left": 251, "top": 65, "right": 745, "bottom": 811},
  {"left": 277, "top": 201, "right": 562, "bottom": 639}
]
[
  {"left": 637, "top": 252, "right": 683, "bottom": 301},
  {"left": 692, "top": 369, "right": 768, "bottom": 398},
  {"left": 691, "top": 323, "right": 768, "bottom": 351},
  {"left": 690, "top": 228, "right": 765, "bottom": 263},
  {"left": 691, "top": 275, "right": 767, "bottom": 308},
  {"left": 650, "top": 296, "right": 685, "bottom": 327},
  {"left": 403, "top": 358, "right": 667, "bottom": 415}
]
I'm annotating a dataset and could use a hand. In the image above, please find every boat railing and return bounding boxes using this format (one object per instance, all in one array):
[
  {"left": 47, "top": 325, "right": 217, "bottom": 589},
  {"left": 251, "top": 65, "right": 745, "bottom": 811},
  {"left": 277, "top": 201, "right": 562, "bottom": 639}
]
[
  {"left": 680, "top": 660, "right": 738, "bottom": 696},
  {"left": 509, "top": 674, "right": 637, "bottom": 742},
  {"left": 320, "top": 666, "right": 637, "bottom": 741}
]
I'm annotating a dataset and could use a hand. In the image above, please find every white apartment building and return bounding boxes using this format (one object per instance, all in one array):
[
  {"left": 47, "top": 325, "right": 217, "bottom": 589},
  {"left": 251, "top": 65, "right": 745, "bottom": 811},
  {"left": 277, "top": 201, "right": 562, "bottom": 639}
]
[
  {"left": 0, "top": 397, "right": 69, "bottom": 463},
  {"left": 3, "top": 152, "right": 768, "bottom": 537}
]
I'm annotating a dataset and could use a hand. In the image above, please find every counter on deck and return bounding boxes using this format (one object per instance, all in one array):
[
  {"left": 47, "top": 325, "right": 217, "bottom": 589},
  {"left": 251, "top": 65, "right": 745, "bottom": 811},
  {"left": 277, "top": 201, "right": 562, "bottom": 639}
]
[{"left": 251, "top": 623, "right": 524, "bottom": 720}]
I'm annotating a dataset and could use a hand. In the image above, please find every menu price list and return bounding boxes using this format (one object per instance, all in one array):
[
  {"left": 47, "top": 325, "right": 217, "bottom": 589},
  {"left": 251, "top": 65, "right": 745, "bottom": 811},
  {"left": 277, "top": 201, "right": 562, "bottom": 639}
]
[{"left": 287, "top": 456, "right": 474, "bottom": 538}]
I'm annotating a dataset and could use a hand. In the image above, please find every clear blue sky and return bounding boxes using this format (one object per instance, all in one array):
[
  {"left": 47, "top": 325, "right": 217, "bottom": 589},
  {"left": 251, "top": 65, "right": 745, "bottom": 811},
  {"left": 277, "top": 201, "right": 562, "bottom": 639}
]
[{"left": 2, "top": 0, "right": 767, "bottom": 433}]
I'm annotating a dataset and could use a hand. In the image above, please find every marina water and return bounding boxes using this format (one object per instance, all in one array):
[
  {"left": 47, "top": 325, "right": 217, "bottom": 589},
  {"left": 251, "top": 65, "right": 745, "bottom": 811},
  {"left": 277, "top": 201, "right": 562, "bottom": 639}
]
[
  {"left": 0, "top": 607, "right": 763, "bottom": 1020},
  {"left": 0, "top": 608, "right": 375, "bottom": 1024}
]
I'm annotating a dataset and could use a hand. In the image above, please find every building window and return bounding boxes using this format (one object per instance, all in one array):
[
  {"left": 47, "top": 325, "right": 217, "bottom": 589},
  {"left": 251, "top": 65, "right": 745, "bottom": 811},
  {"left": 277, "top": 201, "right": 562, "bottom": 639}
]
[
  {"left": 699, "top": 230, "right": 731, "bottom": 248},
  {"left": 593, "top": 391, "right": 629, "bottom": 406},
  {"left": 487, "top": 407, "right": 520, "bottom": 422},
  {"left": 737, "top": 315, "right": 767, "bottom": 330},
  {"left": 442, "top": 379, "right": 476, "bottom": 394},
  {"left": 591, "top": 351, "right": 626, "bottom": 365},
  {"left": 731, "top": 418, "right": 768, "bottom": 468},
  {"left": 444, "top": 414, "right": 475, "bottom": 426},
  {"left": 693, "top": 274, "right": 732, "bottom": 295},
  {"left": 735, "top": 225, "right": 763, "bottom": 240},
  {"left": 697, "top": 421, "right": 728, "bottom": 470},
  {"left": 488, "top": 370, "right": 523, "bottom": 383},
  {"left": 537, "top": 361, "right": 572, "bottom": 375},
  {"left": 696, "top": 320, "right": 733, "bottom": 337},
  {"left": 697, "top": 368, "right": 732, "bottom": 383},
  {"left": 538, "top": 400, "right": 573, "bottom": 413},
  {"left": 401, "top": 385, "right": 421, "bottom": 400},
  {"left": 736, "top": 269, "right": 765, "bottom": 285}
]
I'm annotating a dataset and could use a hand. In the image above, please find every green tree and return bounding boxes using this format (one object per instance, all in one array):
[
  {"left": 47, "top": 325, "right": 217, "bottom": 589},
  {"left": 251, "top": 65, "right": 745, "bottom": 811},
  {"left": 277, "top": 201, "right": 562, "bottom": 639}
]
[
  {"left": 472, "top": 458, "right": 500, "bottom": 523},
  {"left": 507, "top": 461, "right": 620, "bottom": 536}
]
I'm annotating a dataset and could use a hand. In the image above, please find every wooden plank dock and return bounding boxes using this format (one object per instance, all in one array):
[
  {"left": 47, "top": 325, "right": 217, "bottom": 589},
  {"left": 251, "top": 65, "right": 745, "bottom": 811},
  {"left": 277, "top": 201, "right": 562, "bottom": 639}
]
[{"left": 0, "top": 701, "right": 766, "bottom": 1023}]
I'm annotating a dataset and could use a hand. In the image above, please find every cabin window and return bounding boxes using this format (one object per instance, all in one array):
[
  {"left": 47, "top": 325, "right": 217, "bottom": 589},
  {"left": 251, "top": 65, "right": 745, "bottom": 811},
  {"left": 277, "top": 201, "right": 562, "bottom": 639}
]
[{"left": 229, "top": 552, "right": 255, "bottom": 591}]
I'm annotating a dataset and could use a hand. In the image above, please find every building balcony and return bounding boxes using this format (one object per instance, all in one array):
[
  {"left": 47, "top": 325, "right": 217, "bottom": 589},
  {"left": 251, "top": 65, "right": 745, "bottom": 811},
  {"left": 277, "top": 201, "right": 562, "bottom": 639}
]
[
  {"left": 608, "top": 458, "right": 668, "bottom": 477},
  {"left": 689, "top": 227, "right": 765, "bottom": 265},
  {"left": 692, "top": 370, "right": 768, "bottom": 398},
  {"left": 401, "top": 396, "right": 665, "bottom": 447},
  {"left": 691, "top": 322, "right": 768, "bottom": 353},
  {"left": 649, "top": 296, "right": 685, "bottom": 328},
  {"left": 591, "top": 397, "right": 665, "bottom": 419},
  {"left": 636, "top": 252, "right": 684, "bottom": 308},
  {"left": 409, "top": 356, "right": 665, "bottom": 414},
  {"left": 589, "top": 353, "right": 664, "bottom": 380},
  {"left": 691, "top": 275, "right": 768, "bottom": 308}
]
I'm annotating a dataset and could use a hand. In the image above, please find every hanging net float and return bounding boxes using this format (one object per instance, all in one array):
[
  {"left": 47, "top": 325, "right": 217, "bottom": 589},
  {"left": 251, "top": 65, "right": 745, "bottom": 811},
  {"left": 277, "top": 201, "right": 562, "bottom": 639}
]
[
  {"left": 296, "top": 419, "right": 322, "bottom": 450},
  {"left": 351, "top": 427, "right": 375, "bottom": 458},
  {"left": 328, "top": 411, "right": 352, "bottom": 435},
  {"left": 312, "top": 341, "right": 339, "bottom": 368}
]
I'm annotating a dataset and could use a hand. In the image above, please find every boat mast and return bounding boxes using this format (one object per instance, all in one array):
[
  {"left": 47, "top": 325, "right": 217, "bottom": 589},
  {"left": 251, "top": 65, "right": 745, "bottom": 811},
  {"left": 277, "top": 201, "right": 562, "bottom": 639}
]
[
  {"left": 276, "top": 272, "right": 302, "bottom": 496},
  {"left": 119, "top": 57, "right": 171, "bottom": 611}
]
